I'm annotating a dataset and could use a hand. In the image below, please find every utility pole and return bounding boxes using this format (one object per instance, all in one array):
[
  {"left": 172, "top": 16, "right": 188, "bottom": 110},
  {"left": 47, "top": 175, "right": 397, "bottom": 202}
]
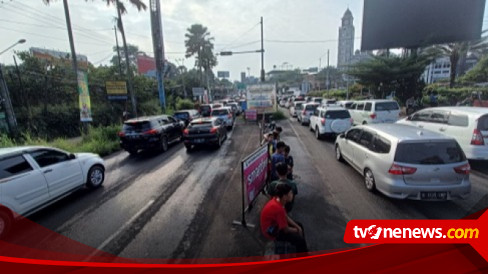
[
  {"left": 13, "top": 55, "right": 30, "bottom": 129},
  {"left": 176, "top": 58, "right": 187, "bottom": 98},
  {"left": 150, "top": 0, "right": 166, "bottom": 110},
  {"left": 326, "top": 49, "right": 330, "bottom": 98},
  {"left": 0, "top": 65, "right": 18, "bottom": 136},
  {"left": 260, "top": 16, "right": 265, "bottom": 83},
  {"left": 117, "top": 0, "right": 138, "bottom": 116},
  {"left": 114, "top": 25, "right": 122, "bottom": 75},
  {"left": 63, "top": 0, "right": 78, "bottom": 82}
]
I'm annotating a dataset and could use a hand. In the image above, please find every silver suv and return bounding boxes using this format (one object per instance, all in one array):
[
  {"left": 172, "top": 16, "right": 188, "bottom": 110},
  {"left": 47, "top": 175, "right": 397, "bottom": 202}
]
[{"left": 335, "top": 124, "right": 471, "bottom": 200}]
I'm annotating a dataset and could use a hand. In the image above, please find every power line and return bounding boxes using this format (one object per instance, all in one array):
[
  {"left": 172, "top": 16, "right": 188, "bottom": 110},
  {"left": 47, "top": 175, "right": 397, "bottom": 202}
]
[
  {"left": 93, "top": 53, "right": 114, "bottom": 65},
  {"left": 218, "top": 22, "right": 260, "bottom": 52},
  {"left": 0, "top": 25, "right": 108, "bottom": 46}
]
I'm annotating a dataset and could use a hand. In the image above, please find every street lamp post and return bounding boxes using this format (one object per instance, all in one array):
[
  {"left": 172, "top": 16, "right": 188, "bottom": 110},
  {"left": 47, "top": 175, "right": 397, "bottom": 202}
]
[{"left": 0, "top": 39, "right": 26, "bottom": 136}]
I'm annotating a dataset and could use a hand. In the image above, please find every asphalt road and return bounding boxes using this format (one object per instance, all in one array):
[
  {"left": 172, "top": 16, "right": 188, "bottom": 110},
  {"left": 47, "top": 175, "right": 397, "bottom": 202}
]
[{"left": 3, "top": 110, "right": 488, "bottom": 260}]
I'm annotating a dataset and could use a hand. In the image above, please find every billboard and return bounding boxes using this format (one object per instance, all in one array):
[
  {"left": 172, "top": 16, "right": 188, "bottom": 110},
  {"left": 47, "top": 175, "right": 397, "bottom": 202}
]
[
  {"left": 30, "top": 47, "right": 88, "bottom": 71},
  {"left": 217, "top": 71, "right": 230, "bottom": 78},
  {"left": 77, "top": 71, "right": 92, "bottom": 122},
  {"left": 106, "top": 81, "right": 128, "bottom": 100},
  {"left": 192, "top": 87, "right": 205, "bottom": 97},
  {"left": 246, "top": 84, "right": 277, "bottom": 114},
  {"left": 242, "top": 145, "right": 269, "bottom": 204},
  {"left": 361, "top": 0, "right": 486, "bottom": 50}
]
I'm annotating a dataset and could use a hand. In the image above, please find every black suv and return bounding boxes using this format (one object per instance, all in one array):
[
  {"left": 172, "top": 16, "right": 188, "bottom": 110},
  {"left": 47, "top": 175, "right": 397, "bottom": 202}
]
[
  {"left": 183, "top": 117, "right": 227, "bottom": 151},
  {"left": 118, "top": 115, "right": 184, "bottom": 155}
]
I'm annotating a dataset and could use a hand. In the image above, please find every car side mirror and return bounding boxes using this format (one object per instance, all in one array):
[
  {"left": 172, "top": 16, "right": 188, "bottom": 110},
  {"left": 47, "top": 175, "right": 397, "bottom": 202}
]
[
  {"left": 407, "top": 115, "right": 412, "bottom": 121},
  {"left": 69, "top": 153, "right": 76, "bottom": 160},
  {"left": 339, "top": 133, "right": 345, "bottom": 139}
]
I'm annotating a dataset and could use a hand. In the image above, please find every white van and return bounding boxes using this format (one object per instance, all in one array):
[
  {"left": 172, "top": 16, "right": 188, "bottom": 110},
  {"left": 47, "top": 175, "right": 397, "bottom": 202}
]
[
  {"left": 397, "top": 107, "right": 488, "bottom": 160},
  {"left": 350, "top": 100, "right": 400, "bottom": 125}
]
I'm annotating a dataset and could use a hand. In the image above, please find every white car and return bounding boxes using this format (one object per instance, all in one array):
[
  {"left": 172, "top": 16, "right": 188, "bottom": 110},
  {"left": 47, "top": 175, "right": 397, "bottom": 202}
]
[
  {"left": 350, "top": 100, "right": 400, "bottom": 125},
  {"left": 290, "top": 101, "right": 305, "bottom": 118},
  {"left": 335, "top": 124, "right": 470, "bottom": 200},
  {"left": 337, "top": 100, "right": 354, "bottom": 109},
  {"left": 310, "top": 106, "right": 353, "bottom": 139},
  {"left": 397, "top": 107, "right": 488, "bottom": 160},
  {"left": 211, "top": 107, "right": 234, "bottom": 129},
  {"left": 0, "top": 146, "right": 105, "bottom": 238}
]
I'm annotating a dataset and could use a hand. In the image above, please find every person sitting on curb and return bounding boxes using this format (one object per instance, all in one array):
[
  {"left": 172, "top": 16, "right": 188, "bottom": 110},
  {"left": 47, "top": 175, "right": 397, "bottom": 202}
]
[
  {"left": 260, "top": 183, "right": 308, "bottom": 254},
  {"left": 270, "top": 141, "right": 286, "bottom": 181},
  {"left": 284, "top": 145, "right": 294, "bottom": 180},
  {"left": 267, "top": 162, "right": 298, "bottom": 213}
]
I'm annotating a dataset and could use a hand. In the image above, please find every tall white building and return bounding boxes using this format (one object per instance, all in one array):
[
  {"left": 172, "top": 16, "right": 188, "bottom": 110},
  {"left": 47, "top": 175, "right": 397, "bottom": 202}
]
[{"left": 337, "top": 8, "right": 355, "bottom": 70}]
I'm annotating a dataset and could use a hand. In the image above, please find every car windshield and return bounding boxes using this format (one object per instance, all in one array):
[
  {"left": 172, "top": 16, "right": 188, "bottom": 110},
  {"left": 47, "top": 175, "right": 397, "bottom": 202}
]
[
  {"left": 174, "top": 113, "right": 189, "bottom": 119},
  {"left": 395, "top": 141, "right": 466, "bottom": 165},
  {"left": 123, "top": 121, "right": 152, "bottom": 132},
  {"left": 212, "top": 110, "right": 228, "bottom": 116},
  {"left": 305, "top": 105, "right": 318, "bottom": 111},
  {"left": 326, "top": 110, "right": 351, "bottom": 119},
  {"left": 375, "top": 102, "right": 399, "bottom": 111}
]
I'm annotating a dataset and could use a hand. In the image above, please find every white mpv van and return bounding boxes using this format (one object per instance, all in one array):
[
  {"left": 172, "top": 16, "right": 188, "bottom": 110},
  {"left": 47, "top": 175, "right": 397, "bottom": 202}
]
[
  {"left": 350, "top": 100, "right": 401, "bottom": 125},
  {"left": 397, "top": 107, "right": 488, "bottom": 160}
]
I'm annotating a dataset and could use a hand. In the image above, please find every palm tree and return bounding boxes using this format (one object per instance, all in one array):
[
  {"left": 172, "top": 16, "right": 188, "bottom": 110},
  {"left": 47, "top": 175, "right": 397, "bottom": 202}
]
[
  {"left": 432, "top": 32, "right": 488, "bottom": 88},
  {"left": 184, "top": 24, "right": 218, "bottom": 86}
]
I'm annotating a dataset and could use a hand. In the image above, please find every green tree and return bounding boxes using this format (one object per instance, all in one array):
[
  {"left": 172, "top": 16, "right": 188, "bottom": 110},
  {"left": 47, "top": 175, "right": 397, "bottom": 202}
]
[
  {"left": 110, "top": 44, "right": 140, "bottom": 70},
  {"left": 347, "top": 52, "right": 435, "bottom": 104},
  {"left": 430, "top": 32, "right": 488, "bottom": 88},
  {"left": 184, "top": 24, "right": 218, "bottom": 86},
  {"left": 462, "top": 55, "right": 488, "bottom": 83}
]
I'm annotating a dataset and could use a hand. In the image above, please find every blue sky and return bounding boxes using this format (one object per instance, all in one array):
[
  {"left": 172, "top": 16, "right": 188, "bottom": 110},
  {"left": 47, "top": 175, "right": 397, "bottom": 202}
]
[{"left": 0, "top": 0, "right": 487, "bottom": 81}]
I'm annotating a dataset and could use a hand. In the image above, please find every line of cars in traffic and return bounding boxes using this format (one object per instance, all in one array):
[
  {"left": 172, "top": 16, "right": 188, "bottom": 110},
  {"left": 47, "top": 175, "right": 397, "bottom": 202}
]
[
  {"left": 282, "top": 95, "right": 488, "bottom": 201},
  {"left": 118, "top": 100, "right": 240, "bottom": 154},
  {"left": 0, "top": 99, "right": 243, "bottom": 238}
]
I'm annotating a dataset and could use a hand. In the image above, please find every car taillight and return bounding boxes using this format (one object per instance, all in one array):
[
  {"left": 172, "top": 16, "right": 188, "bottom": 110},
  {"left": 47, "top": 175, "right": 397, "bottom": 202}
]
[
  {"left": 144, "top": 129, "right": 158, "bottom": 135},
  {"left": 321, "top": 118, "right": 326, "bottom": 126},
  {"left": 210, "top": 127, "right": 218, "bottom": 134},
  {"left": 118, "top": 131, "right": 125, "bottom": 137},
  {"left": 388, "top": 163, "right": 417, "bottom": 175},
  {"left": 453, "top": 163, "right": 470, "bottom": 175},
  {"left": 183, "top": 129, "right": 189, "bottom": 135},
  {"left": 471, "top": 129, "right": 485, "bottom": 145},
  {"left": 370, "top": 113, "right": 377, "bottom": 119},
  {"left": 349, "top": 118, "right": 353, "bottom": 124}
]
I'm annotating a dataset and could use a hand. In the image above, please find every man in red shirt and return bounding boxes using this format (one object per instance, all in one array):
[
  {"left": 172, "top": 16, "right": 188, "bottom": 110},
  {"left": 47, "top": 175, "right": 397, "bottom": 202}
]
[{"left": 260, "top": 184, "right": 308, "bottom": 253}]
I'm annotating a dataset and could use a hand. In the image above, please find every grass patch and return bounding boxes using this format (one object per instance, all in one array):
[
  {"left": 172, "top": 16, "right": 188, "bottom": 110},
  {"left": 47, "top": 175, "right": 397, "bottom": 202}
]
[
  {"left": 271, "top": 110, "right": 287, "bottom": 120},
  {"left": 0, "top": 125, "right": 122, "bottom": 157}
]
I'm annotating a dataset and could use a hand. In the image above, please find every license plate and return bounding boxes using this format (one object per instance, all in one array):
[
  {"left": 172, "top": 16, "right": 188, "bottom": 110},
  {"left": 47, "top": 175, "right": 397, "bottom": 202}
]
[
  {"left": 421, "top": 192, "right": 447, "bottom": 200},
  {"left": 194, "top": 139, "right": 205, "bottom": 143}
]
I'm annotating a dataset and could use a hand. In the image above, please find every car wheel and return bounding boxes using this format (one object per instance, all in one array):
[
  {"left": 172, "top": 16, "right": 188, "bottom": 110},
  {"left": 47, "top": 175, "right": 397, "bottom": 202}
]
[
  {"left": 86, "top": 165, "right": 105, "bottom": 189},
  {"left": 161, "top": 136, "right": 168, "bottom": 152},
  {"left": 185, "top": 144, "right": 193, "bottom": 152},
  {"left": 216, "top": 135, "right": 223, "bottom": 149},
  {"left": 364, "top": 169, "right": 376, "bottom": 192},
  {"left": 0, "top": 210, "right": 12, "bottom": 239},
  {"left": 335, "top": 145, "right": 344, "bottom": 162},
  {"left": 315, "top": 127, "right": 321, "bottom": 140},
  {"left": 309, "top": 124, "right": 313, "bottom": 132}
]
